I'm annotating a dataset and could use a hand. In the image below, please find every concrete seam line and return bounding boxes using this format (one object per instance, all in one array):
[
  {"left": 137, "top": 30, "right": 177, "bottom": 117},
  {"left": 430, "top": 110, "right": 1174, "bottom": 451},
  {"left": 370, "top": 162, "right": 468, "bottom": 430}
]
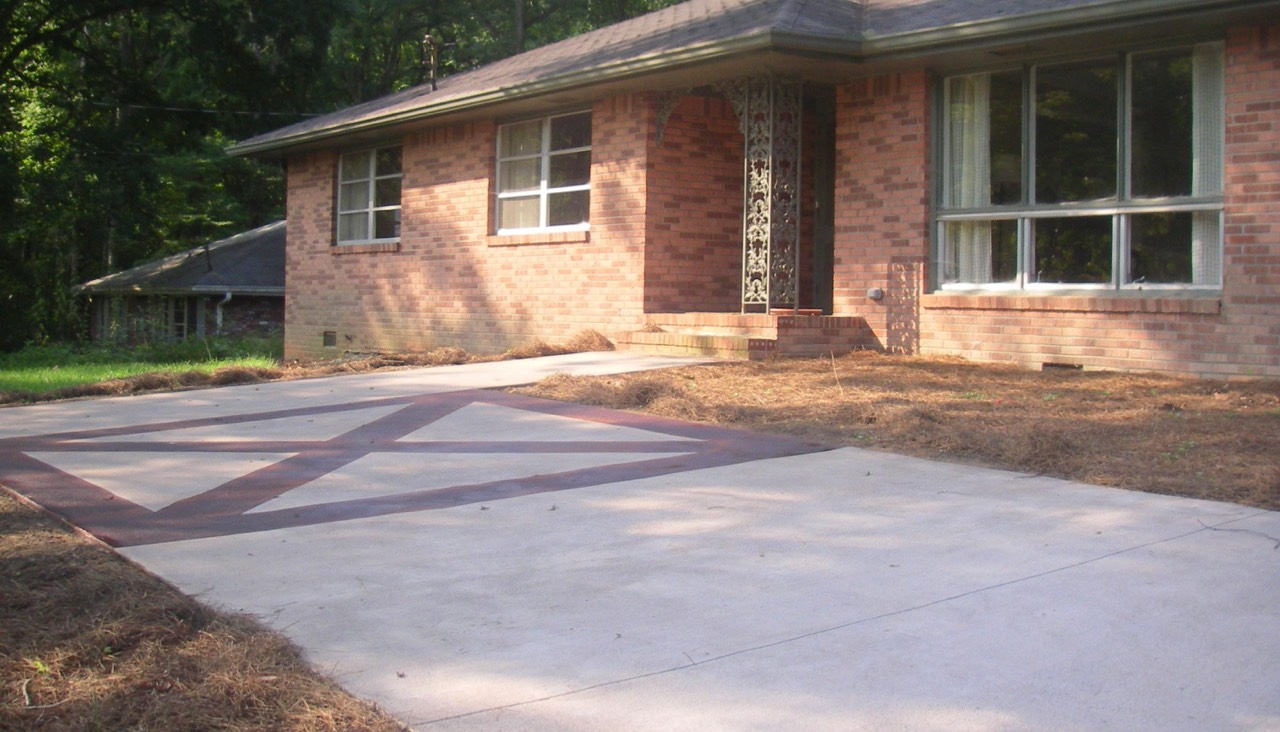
[{"left": 418, "top": 510, "right": 1269, "bottom": 726}]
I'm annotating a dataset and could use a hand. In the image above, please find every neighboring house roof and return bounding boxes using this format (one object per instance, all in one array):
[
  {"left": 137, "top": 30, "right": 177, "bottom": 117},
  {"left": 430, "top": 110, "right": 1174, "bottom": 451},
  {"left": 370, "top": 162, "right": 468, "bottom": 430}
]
[
  {"left": 77, "top": 221, "right": 285, "bottom": 297},
  {"left": 229, "top": 0, "right": 1280, "bottom": 157}
]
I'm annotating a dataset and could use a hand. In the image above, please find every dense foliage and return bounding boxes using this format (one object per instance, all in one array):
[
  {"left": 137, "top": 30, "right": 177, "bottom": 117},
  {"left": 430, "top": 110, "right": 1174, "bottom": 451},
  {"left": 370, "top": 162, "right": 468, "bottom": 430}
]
[{"left": 0, "top": 0, "right": 679, "bottom": 351}]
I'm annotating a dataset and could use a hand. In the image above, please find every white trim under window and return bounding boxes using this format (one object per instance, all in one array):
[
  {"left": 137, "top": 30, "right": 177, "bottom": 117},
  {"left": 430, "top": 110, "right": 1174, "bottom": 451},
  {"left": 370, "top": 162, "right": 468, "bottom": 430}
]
[
  {"left": 337, "top": 146, "right": 402, "bottom": 245},
  {"left": 495, "top": 111, "right": 592, "bottom": 234},
  {"left": 937, "top": 42, "right": 1225, "bottom": 291}
]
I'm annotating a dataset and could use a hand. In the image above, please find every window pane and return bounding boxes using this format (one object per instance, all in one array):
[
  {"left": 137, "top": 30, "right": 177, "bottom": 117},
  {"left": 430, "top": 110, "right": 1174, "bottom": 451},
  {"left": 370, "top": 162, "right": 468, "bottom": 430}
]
[
  {"left": 943, "top": 220, "right": 1018, "bottom": 284},
  {"left": 499, "top": 158, "right": 540, "bottom": 192},
  {"left": 990, "top": 72, "right": 1023, "bottom": 205},
  {"left": 550, "top": 113, "right": 591, "bottom": 150},
  {"left": 1033, "top": 216, "right": 1112, "bottom": 283},
  {"left": 500, "top": 120, "right": 542, "bottom": 157},
  {"left": 549, "top": 150, "right": 591, "bottom": 188},
  {"left": 1132, "top": 51, "right": 1193, "bottom": 197},
  {"left": 1035, "top": 60, "right": 1117, "bottom": 203},
  {"left": 338, "top": 212, "right": 368, "bottom": 242},
  {"left": 548, "top": 190, "right": 590, "bottom": 227},
  {"left": 375, "top": 178, "right": 401, "bottom": 207},
  {"left": 376, "top": 148, "right": 402, "bottom": 176},
  {"left": 1129, "top": 212, "right": 1192, "bottom": 283},
  {"left": 374, "top": 209, "right": 400, "bottom": 240},
  {"left": 339, "top": 181, "right": 369, "bottom": 212},
  {"left": 946, "top": 72, "right": 1022, "bottom": 209},
  {"left": 1129, "top": 211, "right": 1219, "bottom": 285},
  {"left": 499, "top": 197, "right": 540, "bottom": 230},
  {"left": 340, "top": 151, "right": 371, "bottom": 182},
  {"left": 1191, "top": 43, "right": 1224, "bottom": 196}
]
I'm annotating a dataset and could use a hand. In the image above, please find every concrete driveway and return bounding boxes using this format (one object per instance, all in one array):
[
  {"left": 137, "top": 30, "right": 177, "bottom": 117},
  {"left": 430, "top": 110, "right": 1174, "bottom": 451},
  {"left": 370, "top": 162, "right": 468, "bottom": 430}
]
[{"left": 1, "top": 352, "right": 1277, "bottom": 731}]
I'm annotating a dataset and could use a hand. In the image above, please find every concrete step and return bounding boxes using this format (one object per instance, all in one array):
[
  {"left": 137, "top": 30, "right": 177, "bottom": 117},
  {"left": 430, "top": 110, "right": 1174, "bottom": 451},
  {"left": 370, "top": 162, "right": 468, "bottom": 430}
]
[
  {"left": 613, "top": 331, "right": 763, "bottom": 359},
  {"left": 617, "top": 312, "right": 874, "bottom": 360}
]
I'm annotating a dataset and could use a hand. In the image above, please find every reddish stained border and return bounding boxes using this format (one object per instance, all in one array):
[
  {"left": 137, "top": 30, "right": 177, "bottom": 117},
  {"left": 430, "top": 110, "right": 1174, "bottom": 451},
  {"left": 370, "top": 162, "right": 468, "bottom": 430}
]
[{"left": 0, "top": 390, "right": 828, "bottom": 547}]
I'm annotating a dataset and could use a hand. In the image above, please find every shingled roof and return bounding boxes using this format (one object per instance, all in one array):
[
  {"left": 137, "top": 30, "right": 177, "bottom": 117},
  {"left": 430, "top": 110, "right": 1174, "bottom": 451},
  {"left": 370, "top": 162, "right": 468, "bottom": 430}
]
[
  {"left": 77, "top": 221, "right": 285, "bottom": 297},
  {"left": 229, "top": 0, "right": 1276, "bottom": 156}
]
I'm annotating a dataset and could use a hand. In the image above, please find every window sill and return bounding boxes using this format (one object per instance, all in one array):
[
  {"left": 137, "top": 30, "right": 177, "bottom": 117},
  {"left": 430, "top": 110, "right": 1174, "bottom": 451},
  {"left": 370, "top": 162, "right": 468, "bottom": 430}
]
[
  {"left": 331, "top": 241, "right": 400, "bottom": 255},
  {"left": 921, "top": 292, "right": 1222, "bottom": 315},
  {"left": 488, "top": 230, "right": 590, "bottom": 247}
]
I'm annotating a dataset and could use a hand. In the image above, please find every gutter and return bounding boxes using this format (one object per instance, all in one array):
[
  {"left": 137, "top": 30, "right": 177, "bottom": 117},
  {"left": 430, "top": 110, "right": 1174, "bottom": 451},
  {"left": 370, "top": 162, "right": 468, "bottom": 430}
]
[
  {"left": 859, "top": 0, "right": 1280, "bottom": 57},
  {"left": 76, "top": 286, "right": 284, "bottom": 297},
  {"left": 190, "top": 286, "right": 284, "bottom": 296}
]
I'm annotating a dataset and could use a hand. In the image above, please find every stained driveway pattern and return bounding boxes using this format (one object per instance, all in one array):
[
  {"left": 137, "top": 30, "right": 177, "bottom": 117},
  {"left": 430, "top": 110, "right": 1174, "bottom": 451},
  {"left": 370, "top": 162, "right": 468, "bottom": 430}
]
[
  {"left": 0, "top": 388, "right": 823, "bottom": 547},
  {"left": 1, "top": 353, "right": 1278, "bottom": 731}
]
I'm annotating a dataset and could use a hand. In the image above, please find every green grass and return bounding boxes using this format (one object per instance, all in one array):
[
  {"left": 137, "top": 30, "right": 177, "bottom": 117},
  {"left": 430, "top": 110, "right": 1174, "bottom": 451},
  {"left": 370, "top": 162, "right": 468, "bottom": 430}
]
[{"left": 0, "top": 337, "right": 282, "bottom": 394}]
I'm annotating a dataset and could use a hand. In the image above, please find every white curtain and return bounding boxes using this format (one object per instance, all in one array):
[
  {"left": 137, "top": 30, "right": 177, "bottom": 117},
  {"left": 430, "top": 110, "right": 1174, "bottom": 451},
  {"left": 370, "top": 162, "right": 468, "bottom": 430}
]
[
  {"left": 1191, "top": 42, "right": 1224, "bottom": 286},
  {"left": 948, "top": 75, "right": 993, "bottom": 283}
]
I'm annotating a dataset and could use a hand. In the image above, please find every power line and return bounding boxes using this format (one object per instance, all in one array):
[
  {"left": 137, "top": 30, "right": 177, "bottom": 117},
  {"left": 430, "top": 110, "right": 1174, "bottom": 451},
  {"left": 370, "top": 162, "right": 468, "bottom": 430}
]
[{"left": 81, "top": 100, "right": 322, "bottom": 118}]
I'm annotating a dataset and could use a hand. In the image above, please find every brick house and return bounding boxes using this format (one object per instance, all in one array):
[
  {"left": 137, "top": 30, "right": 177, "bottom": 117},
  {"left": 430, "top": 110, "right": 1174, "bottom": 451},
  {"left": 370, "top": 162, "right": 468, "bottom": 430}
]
[
  {"left": 78, "top": 221, "right": 285, "bottom": 343},
  {"left": 230, "top": 0, "right": 1280, "bottom": 378}
]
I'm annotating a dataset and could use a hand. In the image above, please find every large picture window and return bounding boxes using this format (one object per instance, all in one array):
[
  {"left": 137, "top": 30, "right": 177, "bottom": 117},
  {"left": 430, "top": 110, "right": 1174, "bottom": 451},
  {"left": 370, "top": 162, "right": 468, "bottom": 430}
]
[
  {"left": 938, "top": 43, "right": 1223, "bottom": 290},
  {"left": 496, "top": 111, "right": 591, "bottom": 233},
  {"left": 337, "top": 146, "right": 401, "bottom": 245}
]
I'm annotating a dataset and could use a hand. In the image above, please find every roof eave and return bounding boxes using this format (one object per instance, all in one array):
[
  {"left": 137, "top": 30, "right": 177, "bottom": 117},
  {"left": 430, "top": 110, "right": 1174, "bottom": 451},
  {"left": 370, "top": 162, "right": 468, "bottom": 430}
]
[
  {"left": 227, "top": 31, "right": 861, "bottom": 158},
  {"left": 860, "top": 0, "right": 1280, "bottom": 58},
  {"left": 228, "top": 0, "right": 1280, "bottom": 159},
  {"left": 189, "top": 286, "right": 285, "bottom": 296},
  {"left": 79, "top": 285, "right": 285, "bottom": 297}
]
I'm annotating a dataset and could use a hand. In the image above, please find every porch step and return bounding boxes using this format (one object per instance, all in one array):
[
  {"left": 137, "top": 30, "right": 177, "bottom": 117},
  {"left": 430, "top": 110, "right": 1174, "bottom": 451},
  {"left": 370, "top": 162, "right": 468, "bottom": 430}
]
[
  {"left": 614, "top": 312, "right": 873, "bottom": 360},
  {"left": 615, "top": 331, "right": 777, "bottom": 359}
]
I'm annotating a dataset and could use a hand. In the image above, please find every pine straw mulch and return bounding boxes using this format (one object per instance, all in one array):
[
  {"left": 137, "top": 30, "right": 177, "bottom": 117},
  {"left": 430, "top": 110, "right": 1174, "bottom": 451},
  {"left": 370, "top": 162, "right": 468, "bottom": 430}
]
[
  {"left": 0, "top": 491, "right": 407, "bottom": 732},
  {"left": 514, "top": 351, "right": 1280, "bottom": 511}
]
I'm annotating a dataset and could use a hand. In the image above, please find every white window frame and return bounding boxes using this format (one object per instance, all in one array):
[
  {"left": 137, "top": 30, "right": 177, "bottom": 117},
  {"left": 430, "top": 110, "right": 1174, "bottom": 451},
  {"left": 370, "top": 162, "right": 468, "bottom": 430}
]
[
  {"left": 495, "top": 111, "right": 592, "bottom": 234},
  {"left": 336, "top": 146, "right": 402, "bottom": 245},
  {"left": 936, "top": 42, "right": 1225, "bottom": 292}
]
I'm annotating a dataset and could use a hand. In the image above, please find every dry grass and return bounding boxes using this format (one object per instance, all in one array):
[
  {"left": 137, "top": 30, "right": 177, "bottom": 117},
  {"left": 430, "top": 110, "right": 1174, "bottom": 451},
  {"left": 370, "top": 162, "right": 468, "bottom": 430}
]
[
  {"left": 0, "top": 331, "right": 614, "bottom": 406},
  {"left": 0, "top": 491, "right": 407, "bottom": 731},
  {"left": 516, "top": 352, "right": 1280, "bottom": 511}
]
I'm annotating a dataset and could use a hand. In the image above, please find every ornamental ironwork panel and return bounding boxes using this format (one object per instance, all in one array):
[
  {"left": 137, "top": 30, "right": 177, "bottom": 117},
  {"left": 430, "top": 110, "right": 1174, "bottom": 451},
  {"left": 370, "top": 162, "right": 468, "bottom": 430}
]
[
  {"left": 721, "top": 75, "right": 802, "bottom": 312},
  {"left": 769, "top": 78, "right": 801, "bottom": 310}
]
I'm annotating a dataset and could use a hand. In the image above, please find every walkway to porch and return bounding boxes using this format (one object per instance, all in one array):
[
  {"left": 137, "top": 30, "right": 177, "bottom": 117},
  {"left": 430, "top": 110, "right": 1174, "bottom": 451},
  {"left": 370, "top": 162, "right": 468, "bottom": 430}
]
[{"left": 614, "top": 312, "right": 872, "bottom": 360}]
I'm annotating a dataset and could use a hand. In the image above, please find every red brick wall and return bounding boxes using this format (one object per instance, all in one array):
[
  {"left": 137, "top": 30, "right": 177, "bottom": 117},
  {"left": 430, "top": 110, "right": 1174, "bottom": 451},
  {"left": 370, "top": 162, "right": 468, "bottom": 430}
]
[
  {"left": 283, "top": 95, "right": 651, "bottom": 360},
  {"left": 1219, "top": 23, "right": 1280, "bottom": 378},
  {"left": 832, "top": 72, "right": 931, "bottom": 353},
  {"left": 644, "top": 94, "right": 742, "bottom": 313},
  {"left": 912, "top": 24, "right": 1280, "bottom": 378}
]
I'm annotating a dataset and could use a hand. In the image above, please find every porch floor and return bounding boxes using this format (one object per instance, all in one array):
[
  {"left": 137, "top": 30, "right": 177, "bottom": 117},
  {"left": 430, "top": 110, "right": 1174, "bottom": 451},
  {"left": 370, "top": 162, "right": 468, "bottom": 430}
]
[{"left": 614, "top": 312, "right": 872, "bottom": 360}]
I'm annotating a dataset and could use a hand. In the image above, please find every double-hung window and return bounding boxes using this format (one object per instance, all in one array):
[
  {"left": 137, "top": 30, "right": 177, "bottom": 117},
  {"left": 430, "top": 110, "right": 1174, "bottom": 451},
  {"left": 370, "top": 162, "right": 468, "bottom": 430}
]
[
  {"left": 937, "top": 43, "right": 1224, "bottom": 290},
  {"left": 337, "top": 146, "right": 402, "bottom": 245},
  {"left": 495, "top": 111, "right": 591, "bottom": 233}
]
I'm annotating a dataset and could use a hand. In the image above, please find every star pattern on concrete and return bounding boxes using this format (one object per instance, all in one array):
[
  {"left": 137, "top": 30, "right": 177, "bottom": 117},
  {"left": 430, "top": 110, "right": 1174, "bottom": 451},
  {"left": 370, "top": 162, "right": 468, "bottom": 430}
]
[{"left": 0, "top": 390, "right": 825, "bottom": 547}]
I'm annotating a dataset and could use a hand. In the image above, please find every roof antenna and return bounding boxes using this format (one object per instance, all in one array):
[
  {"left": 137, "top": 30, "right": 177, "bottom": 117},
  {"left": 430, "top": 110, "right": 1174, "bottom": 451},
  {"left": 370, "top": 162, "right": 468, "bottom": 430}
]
[{"left": 424, "top": 34, "right": 439, "bottom": 91}]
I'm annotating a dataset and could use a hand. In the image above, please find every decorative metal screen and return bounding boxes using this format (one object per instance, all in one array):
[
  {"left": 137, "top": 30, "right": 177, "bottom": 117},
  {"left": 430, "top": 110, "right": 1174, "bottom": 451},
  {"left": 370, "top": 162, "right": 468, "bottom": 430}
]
[{"left": 722, "top": 75, "right": 802, "bottom": 312}]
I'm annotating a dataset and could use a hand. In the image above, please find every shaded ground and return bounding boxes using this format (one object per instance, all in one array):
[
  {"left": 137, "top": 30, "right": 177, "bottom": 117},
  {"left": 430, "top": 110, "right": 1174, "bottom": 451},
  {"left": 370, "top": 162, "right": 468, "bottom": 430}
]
[
  {"left": 0, "top": 491, "right": 407, "bottom": 731},
  {"left": 515, "top": 352, "right": 1280, "bottom": 511}
]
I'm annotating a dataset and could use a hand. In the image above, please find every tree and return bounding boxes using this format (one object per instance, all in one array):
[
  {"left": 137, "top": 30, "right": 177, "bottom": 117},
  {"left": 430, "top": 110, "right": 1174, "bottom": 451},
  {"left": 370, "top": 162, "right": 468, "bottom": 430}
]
[{"left": 0, "top": 0, "right": 338, "bottom": 348}]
